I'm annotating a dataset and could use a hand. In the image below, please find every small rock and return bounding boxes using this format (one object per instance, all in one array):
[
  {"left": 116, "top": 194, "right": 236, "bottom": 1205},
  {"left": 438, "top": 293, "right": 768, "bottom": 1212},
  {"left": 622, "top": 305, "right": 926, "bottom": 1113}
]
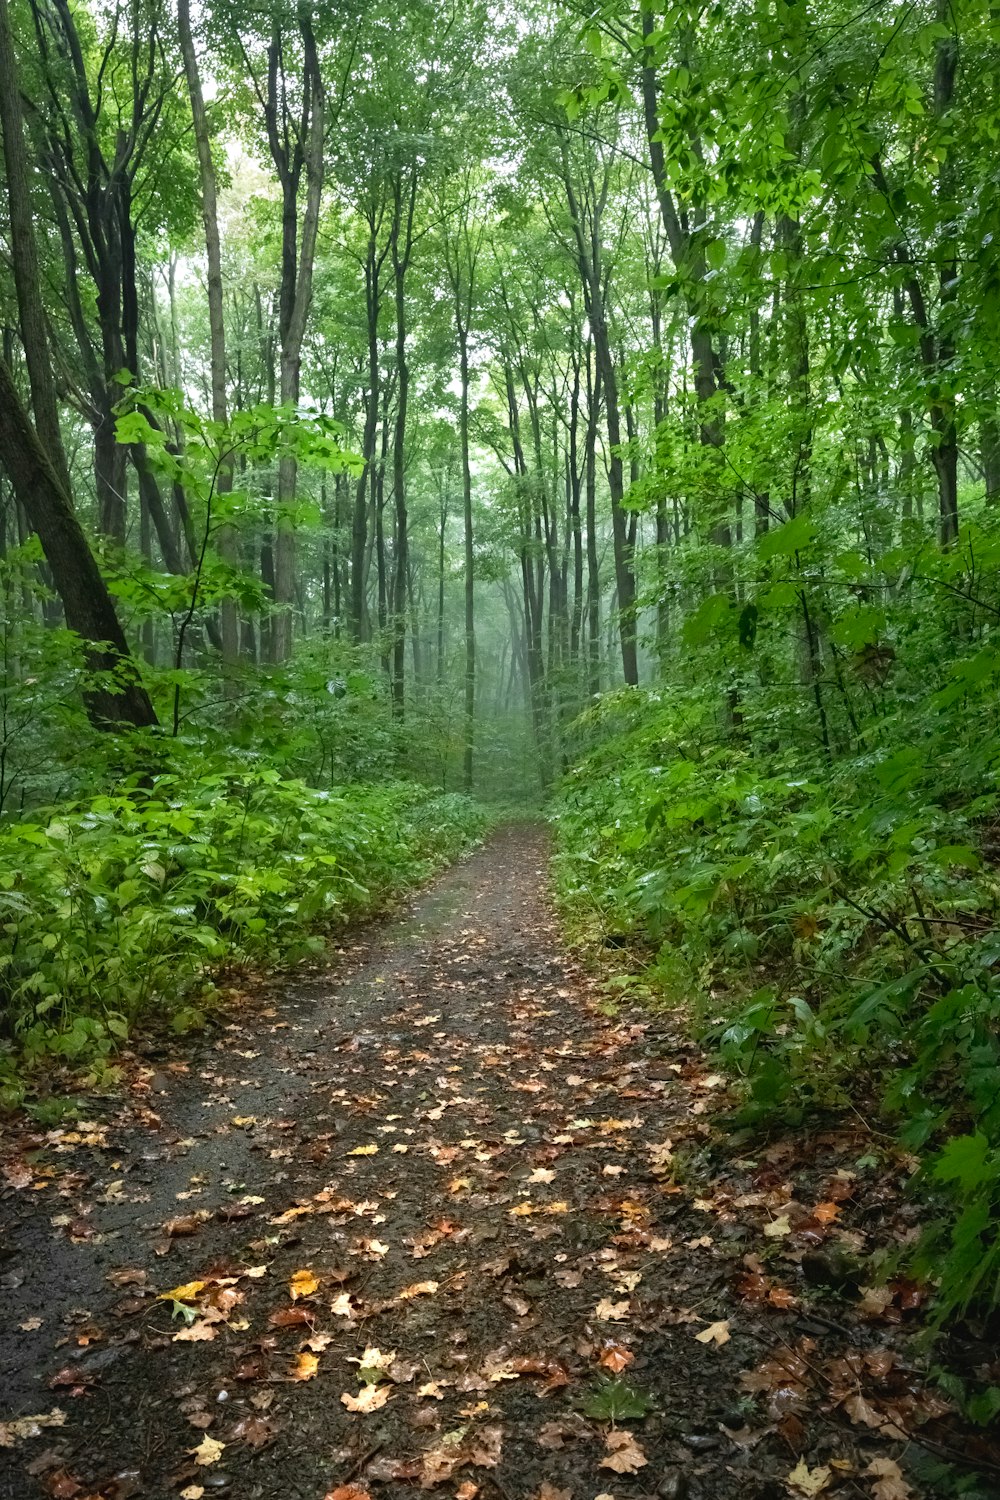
[
  {"left": 658, "top": 1473, "right": 690, "bottom": 1500},
  {"left": 679, "top": 1433, "right": 720, "bottom": 1452}
]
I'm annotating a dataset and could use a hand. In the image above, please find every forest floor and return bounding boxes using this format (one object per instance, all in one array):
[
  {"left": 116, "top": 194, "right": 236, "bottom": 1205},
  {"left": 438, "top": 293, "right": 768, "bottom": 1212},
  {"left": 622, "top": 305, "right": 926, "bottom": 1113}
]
[{"left": 1, "top": 824, "right": 996, "bottom": 1500}]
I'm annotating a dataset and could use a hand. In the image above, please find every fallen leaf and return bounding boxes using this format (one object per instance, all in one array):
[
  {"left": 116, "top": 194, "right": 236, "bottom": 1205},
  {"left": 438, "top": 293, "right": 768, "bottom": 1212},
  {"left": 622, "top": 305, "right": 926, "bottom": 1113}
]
[
  {"left": 597, "top": 1344, "right": 634, "bottom": 1373},
  {"left": 787, "top": 1460, "right": 832, "bottom": 1496},
  {"left": 179, "top": 1487, "right": 205, "bottom": 1500},
  {"left": 0, "top": 1408, "right": 67, "bottom": 1447},
  {"left": 863, "top": 1458, "right": 911, "bottom": 1500},
  {"left": 397, "top": 1280, "right": 439, "bottom": 1299},
  {"left": 291, "top": 1352, "right": 319, "bottom": 1382},
  {"left": 347, "top": 1144, "right": 378, "bottom": 1156},
  {"left": 163, "top": 1213, "right": 207, "bottom": 1237},
  {"left": 695, "top": 1319, "right": 731, "bottom": 1346},
  {"left": 323, "top": 1487, "right": 373, "bottom": 1500},
  {"left": 159, "top": 1280, "right": 206, "bottom": 1303},
  {"left": 527, "top": 1168, "right": 556, "bottom": 1184},
  {"left": 599, "top": 1430, "right": 647, "bottom": 1474},
  {"left": 340, "top": 1385, "right": 391, "bottom": 1413},
  {"left": 764, "top": 1215, "right": 792, "bottom": 1239},
  {"left": 269, "top": 1306, "right": 313, "bottom": 1328},
  {"left": 289, "top": 1269, "right": 319, "bottom": 1301},
  {"left": 173, "top": 1319, "right": 218, "bottom": 1343},
  {"left": 189, "top": 1436, "right": 225, "bottom": 1467},
  {"left": 594, "top": 1299, "right": 630, "bottom": 1322},
  {"left": 534, "top": 1486, "right": 571, "bottom": 1500}
]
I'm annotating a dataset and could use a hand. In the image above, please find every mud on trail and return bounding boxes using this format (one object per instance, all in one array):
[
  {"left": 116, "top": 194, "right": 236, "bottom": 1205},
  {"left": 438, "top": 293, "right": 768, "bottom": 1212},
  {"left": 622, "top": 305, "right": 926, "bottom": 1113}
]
[{"left": 0, "top": 825, "right": 989, "bottom": 1500}]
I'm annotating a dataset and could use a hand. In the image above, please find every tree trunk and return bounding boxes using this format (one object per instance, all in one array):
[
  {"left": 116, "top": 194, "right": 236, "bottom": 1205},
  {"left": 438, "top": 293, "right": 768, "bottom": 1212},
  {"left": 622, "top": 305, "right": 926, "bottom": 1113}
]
[
  {"left": 177, "top": 0, "right": 239, "bottom": 671},
  {"left": 0, "top": 358, "right": 156, "bottom": 728}
]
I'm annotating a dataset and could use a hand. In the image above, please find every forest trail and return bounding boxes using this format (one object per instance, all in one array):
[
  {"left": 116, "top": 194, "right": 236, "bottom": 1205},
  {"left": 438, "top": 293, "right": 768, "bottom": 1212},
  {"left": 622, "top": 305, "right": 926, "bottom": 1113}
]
[{"left": 0, "top": 827, "right": 969, "bottom": 1500}]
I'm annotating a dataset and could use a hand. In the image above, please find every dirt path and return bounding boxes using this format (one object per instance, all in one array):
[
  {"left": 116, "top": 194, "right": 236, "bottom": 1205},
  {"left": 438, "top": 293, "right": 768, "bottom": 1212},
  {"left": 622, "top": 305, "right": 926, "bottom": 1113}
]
[{"left": 0, "top": 826, "right": 985, "bottom": 1500}]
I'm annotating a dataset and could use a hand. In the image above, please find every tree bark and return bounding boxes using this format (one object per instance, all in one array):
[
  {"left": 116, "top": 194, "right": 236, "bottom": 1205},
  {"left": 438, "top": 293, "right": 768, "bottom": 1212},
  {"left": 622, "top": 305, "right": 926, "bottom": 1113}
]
[{"left": 0, "top": 358, "right": 156, "bottom": 728}]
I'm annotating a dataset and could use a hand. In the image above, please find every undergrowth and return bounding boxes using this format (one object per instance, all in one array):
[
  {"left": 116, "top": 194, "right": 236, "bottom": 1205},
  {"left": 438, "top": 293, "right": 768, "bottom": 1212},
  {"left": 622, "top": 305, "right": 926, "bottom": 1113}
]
[
  {"left": 554, "top": 659, "right": 1000, "bottom": 1331},
  {"left": 0, "top": 753, "right": 489, "bottom": 1102}
]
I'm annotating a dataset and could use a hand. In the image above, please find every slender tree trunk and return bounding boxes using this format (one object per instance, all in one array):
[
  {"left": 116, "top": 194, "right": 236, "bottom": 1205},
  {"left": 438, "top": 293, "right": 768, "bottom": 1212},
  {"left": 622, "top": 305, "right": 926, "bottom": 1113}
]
[{"left": 178, "top": 0, "right": 239, "bottom": 671}]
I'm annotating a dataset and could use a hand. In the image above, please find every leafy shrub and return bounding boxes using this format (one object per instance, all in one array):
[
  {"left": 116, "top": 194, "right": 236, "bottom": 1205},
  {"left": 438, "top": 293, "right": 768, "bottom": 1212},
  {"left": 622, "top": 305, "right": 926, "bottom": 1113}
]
[
  {"left": 0, "top": 759, "right": 489, "bottom": 1089},
  {"left": 554, "top": 667, "right": 1000, "bottom": 1324}
]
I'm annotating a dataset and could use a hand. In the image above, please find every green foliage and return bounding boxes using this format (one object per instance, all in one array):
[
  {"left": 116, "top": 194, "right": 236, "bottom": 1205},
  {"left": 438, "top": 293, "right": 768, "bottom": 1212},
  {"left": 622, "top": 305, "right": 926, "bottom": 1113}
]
[
  {"left": 556, "top": 512, "right": 1000, "bottom": 1324},
  {"left": 0, "top": 754, "right": 489, "bottom": 1086}
]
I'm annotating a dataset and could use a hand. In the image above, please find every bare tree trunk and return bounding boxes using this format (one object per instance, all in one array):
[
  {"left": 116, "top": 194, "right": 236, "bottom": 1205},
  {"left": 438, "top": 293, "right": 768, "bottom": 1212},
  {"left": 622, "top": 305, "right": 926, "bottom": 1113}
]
[{"left": 178, "top": 0, "right": 239, "bottom": 671}]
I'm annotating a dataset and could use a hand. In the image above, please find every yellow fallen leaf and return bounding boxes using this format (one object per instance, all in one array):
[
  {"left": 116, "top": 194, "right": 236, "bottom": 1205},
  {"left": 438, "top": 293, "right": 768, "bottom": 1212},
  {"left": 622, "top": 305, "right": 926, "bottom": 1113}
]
[
  {"left": 190, "top": 1435, "right": 225, "bottom": 1467},
  {"left": 180, "top": 1488, "right": 205, "bottom": 1500},
  {"left": 291, "top": 1352, "right": 320, "bottom": 1381},
  {"left": 341, "top": 1385, "right": 391, "bottom": 1413},
  {"left": 509, "top": 1202, "right": 535, "bottom": 1217},
  {"left": 544, "top": 1200, "right": 569, "bottom": 1214},
  {"left": 764, "top": 1214, "right": 792, "bottom": 1238},
  {"left": 290, "top": 1269, "right": 319, "bottom": 1301},
  {"left": 243, "top": 1265, "right": 267, "bottom": 1278},
  {"left": 787, "top": 1460, "right": 832, "bottom": 1496},
  {"left": 695, "top": 1319, "right": 731, "bottom": 1346},
  {"left": 159, "top": 1280, "right": 206, "bottom": 1303},
  {"left": 348, "top": 1144, "right": 378, "bottom": 1156}
]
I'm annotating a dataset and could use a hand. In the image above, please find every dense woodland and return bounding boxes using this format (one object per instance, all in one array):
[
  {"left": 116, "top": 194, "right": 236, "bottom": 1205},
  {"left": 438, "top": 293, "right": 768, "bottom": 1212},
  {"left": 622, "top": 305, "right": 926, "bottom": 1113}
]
[{"left": 3, "top": 0, "right": 1000, "bottom": 1355}]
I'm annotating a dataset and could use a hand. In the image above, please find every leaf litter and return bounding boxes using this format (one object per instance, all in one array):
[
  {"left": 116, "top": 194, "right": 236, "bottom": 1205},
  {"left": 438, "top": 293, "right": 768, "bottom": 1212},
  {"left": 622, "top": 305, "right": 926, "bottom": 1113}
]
[{"left": 1, "top": 826, "right": 997, "bottom": 1498}]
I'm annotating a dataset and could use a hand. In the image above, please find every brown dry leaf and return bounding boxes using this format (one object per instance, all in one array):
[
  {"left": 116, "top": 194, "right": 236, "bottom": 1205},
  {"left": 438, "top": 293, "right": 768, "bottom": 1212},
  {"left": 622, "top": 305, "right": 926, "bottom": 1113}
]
[
  {"left": 179, "top": 1487, "right": 205, "bottom": 1500},
  {"left": 269, "top": 1306, "right": 313, "bottom": 1328},
  {"left": 467, "top": 1424, "right": 503, "bottom": 1467},
  {"left": 163, "top": 1214, "right": 206, "bottom": 1237},
  {"left": 173, "top": 1319, "right": 218, "bottom": 1343},
  {"left": 455, "top": 1484, "right": 479, "bottom": 1500},
  {"left": 189, "top": 1435, "right": 225, "bottom": 1467},
  {"left": 269, "top": 1204, "right": 314, "bottom": 1225},
  {"left": 695, "top": 1319, "right": 731, "bottom": 1346},
  {"left": 597, "top": 1344, "right": 634, "bottom": 1373},
  {"left": 18, "top": 1317, "right": 43, "bottom": 1331},
  {"left": 291, "top": 1352, "right": 319, "bottom": 1382},
  {"left": 863, "top": 1458, "right": 911, "bottom": 1500},
  {"left": 340, "top": 1385, "right": 391, "bottom": 1413},
  {"left": 786, "top": 1460, "right": 832, "bottom": 1496},
  {"left": 289, "top": 1269, "right": 319, "bottom": 1301},
  {"left": 323, "top": 1487, "right": 373, "bottom": 1500},
  {"left": 397, "top": 1280, "right": 439, "bottom": 1299},
  {"left": 599, "top": 1430, "right": 647, "bottom": 1474},
  {"left": 527, "top": 1168, "right": 556, "bottom": 1184},
  {"left": 594, "top": 1298, "right": 630, "bottom": 1322},
  {"left": 535, "top": 1486, "right": 572, "bottom": 1500}
]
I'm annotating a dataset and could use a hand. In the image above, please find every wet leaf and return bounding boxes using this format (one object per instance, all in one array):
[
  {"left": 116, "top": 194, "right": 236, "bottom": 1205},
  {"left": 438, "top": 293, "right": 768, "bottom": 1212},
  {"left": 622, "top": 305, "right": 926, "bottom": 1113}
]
[
  {"left": 289, "top": 1268, "right": 319, "bottom": 1301},
  {"left": 695, "top": 1319, "right": 731, "bottom": 1346},
  {"left": 189, "top": 1435, "right": 225, "bottom": 1467},
  {"left": 787, "top": 1460, "right": 832, "bottom": 1496},
  {"left": 291, "top": 1352, "right": 319, "bottom": 1381},
  {"left": 599, "top": 1430, "right": 647, "bottom": 1474},
  {"left": 340, "top": 1384, "right": 391, "bottom": 1413}
]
